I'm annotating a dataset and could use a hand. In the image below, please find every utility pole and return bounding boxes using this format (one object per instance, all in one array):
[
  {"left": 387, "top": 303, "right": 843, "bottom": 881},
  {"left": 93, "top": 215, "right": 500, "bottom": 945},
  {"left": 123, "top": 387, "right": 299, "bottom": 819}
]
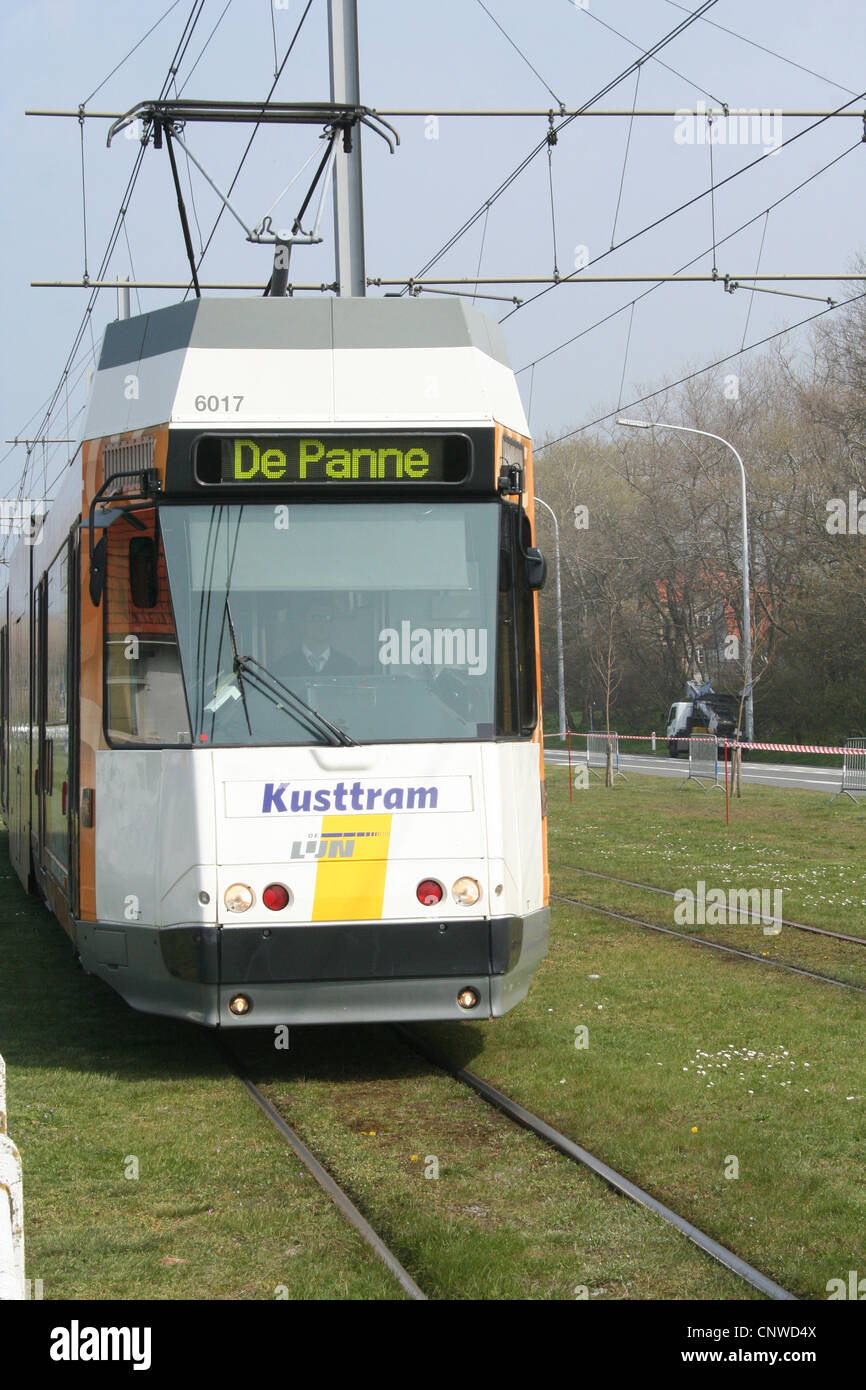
[{"left": 328, "top": 0, "right": 366, "bottom": 296}]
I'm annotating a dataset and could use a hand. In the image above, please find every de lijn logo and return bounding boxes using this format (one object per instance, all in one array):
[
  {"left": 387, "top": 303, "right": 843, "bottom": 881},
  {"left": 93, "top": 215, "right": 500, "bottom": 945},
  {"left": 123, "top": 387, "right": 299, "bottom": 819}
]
[{"left": 290, "top": 828, "right": 387, "bottom": 860}]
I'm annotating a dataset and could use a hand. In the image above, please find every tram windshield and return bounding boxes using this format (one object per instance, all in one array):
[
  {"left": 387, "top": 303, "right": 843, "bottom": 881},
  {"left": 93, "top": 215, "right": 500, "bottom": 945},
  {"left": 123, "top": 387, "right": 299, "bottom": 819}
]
[{"left": 103, "top": 500, "right": 537, "bottom": 746}]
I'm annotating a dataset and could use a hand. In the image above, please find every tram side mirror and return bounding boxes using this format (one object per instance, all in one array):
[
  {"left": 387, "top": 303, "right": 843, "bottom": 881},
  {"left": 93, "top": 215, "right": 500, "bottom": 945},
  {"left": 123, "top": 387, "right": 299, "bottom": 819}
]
[
  {"left": 89, "top": 537, "right": 107, "bottom": 607},
  {"left": 525, "top": 546, "right": 547, "bottom": 591}
]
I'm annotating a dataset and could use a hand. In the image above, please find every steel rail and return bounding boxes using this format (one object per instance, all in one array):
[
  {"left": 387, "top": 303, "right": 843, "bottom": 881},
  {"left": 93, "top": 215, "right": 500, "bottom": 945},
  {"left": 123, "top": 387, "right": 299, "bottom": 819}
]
[
  {"left": 395, "top": 1025, "right": 796, "bottom": 1301},
  {"left": 225, "top": 1052, "right": 426, "bottom": 1301},
  {"left": 551, "top": 893, "right": 866, "bottom": 994},
  {"left": 559, "top": 864, "right": 866, "bottom": 947}
]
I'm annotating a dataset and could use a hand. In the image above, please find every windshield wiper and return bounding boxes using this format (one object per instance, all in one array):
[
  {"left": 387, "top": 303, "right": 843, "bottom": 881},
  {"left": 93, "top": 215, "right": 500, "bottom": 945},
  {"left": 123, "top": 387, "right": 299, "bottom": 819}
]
[
  {"left": 233, "top": 654, "right": 357, "bottom": 747},
  {"left": 223, "top": 596, "right": 253, "bottom": 736}
]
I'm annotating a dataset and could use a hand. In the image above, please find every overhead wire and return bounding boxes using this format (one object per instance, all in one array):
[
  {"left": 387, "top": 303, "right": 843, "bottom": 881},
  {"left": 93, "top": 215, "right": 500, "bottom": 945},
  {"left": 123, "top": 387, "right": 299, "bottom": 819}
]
[
  {"left": 269, "top": 0, "right": 280, "bottom": 80},
  {"left": 616, "top": 300, "right": 636, "bottom": 411},
  {"left": 573, "top": 0, "right": 726, "bottom": 106},
  {"left": 546, "top": 128, "right": 559, "bottom": 277},
  {"left": 177, "top": 0, "right": 236, "bottom": 96},
  {"left": 708, "top": 109, "right": 717, "bottom": 275},
  {"left": 182, "top": 0, "right": 317, "bottom": 296},
  {"left": 609, "top": 64, "right": 641, "bottom": 249},
  {"left": 78, "top": 114, "right": 89, "bottom": 281},
  {"left": 536, "top": 287, "right": 866, "bottom": 452},
  {"left": 81, "top": 0, "right": 184, "bottom": 106},
  {"left": 662, "top": 0, "right": 859, "bottom": 97},
  {"left": 499, "top": 87, "right": 866, "bottom": 323},
  {"left": 515, "top": 137, "right": 864, "bottom": 375},
  {"left": 121, "top": 220, "right": 143, "bottom": 315},
  {"left": 2, "top": 0, "right": 210, "bottom": 548},
  {"left": 403, "top": 0, "right": 720, "bottom": 290},
  {"left": 474, "top": 0, "right": 563, "bottom": 109},
  {"left": 471, "top": 204, "right": 491, "bottom": 305},
  {"left": 740, "top": 211, "right": 770, "bottom": 350}
]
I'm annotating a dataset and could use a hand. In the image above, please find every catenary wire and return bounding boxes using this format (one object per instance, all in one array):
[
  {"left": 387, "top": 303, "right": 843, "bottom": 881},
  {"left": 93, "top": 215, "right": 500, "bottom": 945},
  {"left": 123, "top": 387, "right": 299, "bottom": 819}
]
[
  {"left": 609, "top": 65, "right": 641, "bottom": 249},
  {"left": 663, "top": 0, "right": 859, "bottom": 97},
  {"left": 2, "top": 1, "right": 209, "bottom": 550},
  {"left": 535, "top": 287, "right": 866, "bottom": 451},
  {"left": 403, "top": 0, "right": 719, "bottom": 290},
  {"left": 572, "top": 0, "right": 726, "bottom": 106},
  {"left": 81, "top": 0, "right": 184, "bottom": 106},
  {"left": 499, "top": 89, "right": 866, "bottom": 324},
  {"left": 177, "top": 0, "right": 236, "bottom": 96},
  {"left": 474, "top": 0, "right": 563, "bottom": 108},
  {"left": 515, "top": 138, "right": 863, "bottom": 375},
  {"left": 182, "top": 0, "right": 317, "bottom": 295}
]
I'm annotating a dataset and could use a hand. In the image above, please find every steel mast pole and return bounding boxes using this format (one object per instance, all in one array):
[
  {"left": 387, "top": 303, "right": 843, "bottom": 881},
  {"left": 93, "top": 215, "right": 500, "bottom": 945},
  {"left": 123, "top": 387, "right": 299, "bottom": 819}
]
[
  {"left": 536, "top": 498, "right": 567, "bottom": 738},
  {"left": 328, "top": 0, "right": 366, "bottom": 296}
]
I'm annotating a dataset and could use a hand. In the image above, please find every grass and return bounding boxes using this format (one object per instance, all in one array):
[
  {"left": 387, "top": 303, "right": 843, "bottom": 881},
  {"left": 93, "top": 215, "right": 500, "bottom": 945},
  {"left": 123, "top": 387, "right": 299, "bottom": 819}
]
[
  {"left": 408, "top": 768, "right": 866, "bottom": 1299},
  {"left": 547, "top": 766, "right": 866, "bottom": 939},
  {"left": 0, "top": 844, "right": 401, "bottom": 1301},
  {"left": 2, "top": 766, "right": 865, "bottom": 1300},
  {"left": 230, "top": 1026, "right": 753, "bottom": 1300}
]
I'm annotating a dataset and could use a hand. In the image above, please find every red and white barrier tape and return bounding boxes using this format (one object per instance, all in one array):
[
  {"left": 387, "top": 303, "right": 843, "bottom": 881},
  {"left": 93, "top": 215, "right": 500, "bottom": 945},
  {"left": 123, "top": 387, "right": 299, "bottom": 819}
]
[{"left": 544, "top": 731, "right": 865, "bottom": 756}]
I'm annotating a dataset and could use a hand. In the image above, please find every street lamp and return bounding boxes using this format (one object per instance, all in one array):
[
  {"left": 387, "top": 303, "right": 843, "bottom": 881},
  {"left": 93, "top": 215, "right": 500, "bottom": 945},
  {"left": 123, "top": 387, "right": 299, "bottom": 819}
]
[
  {"left": 535, "top": 496, "right": 567, "bottom": 738},
  {"left": 616, "top": 418, "right": 754, "bottom": 742}
]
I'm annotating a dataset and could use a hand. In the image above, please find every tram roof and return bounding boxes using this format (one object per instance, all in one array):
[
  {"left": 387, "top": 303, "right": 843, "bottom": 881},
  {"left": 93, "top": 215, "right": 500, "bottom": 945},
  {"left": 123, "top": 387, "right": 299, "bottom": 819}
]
[
  {"left": 83, "top": 295, "right": 527, "bottom": 441},
  {"left": 96, "top": 296, "right": 514, "bottom": 371}
]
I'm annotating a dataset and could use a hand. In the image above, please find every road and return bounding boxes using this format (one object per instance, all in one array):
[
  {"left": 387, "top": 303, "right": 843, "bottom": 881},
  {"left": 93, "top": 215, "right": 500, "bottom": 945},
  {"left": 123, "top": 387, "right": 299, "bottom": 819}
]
[{"left": 544, "top": 749, "right": 843, "bottom": 794}]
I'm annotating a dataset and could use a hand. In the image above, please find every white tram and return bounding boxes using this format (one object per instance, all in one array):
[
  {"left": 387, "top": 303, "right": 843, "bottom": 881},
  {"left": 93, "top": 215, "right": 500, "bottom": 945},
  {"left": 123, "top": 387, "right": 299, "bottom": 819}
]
[{"left": 0, "top": 297, "right": 549, "bottom": 1026}]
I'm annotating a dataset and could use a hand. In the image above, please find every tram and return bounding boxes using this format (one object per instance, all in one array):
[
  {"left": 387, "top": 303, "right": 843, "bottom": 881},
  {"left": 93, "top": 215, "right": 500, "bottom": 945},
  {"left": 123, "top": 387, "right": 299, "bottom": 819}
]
[{"left": 0, "top": 296, "right": 549, "bottom": 1026}]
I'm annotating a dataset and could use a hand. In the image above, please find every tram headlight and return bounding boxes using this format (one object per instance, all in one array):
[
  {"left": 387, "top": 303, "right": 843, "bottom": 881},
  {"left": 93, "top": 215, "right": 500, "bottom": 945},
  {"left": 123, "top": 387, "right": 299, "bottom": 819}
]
[
  {"left": 457, "top": 987, "right": 480, "bottom": 1010},
  {"left": 451, "top": 876, "right": 481, "bottom": 907},
  {"left": 224, "top": 883, "right": 255, "bottom": 913}
]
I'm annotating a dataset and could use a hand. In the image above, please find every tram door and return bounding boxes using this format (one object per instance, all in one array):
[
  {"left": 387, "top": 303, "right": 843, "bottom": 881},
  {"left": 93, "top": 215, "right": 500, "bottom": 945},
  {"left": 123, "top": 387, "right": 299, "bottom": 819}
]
[{"left": 36, "top": 546, "right": 71, "bottom": 897}]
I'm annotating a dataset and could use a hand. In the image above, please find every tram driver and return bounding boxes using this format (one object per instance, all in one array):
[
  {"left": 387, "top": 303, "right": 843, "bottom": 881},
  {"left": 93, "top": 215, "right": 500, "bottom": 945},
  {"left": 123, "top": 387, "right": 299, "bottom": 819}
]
[{"left": 279, "top": 601, "right": 359, "bottom": 677}]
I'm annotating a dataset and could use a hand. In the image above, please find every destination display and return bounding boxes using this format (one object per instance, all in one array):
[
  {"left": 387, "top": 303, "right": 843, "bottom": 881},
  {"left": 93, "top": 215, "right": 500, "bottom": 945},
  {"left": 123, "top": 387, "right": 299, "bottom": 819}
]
[{"left": 194, "top": 433, "right": 471, "bottom": 486}]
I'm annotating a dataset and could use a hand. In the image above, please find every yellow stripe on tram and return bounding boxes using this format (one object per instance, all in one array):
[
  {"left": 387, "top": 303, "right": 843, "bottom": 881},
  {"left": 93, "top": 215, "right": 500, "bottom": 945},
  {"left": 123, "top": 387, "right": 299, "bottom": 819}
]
[{"left": 312, "top": 815, "right": 392, "bottom": 921}]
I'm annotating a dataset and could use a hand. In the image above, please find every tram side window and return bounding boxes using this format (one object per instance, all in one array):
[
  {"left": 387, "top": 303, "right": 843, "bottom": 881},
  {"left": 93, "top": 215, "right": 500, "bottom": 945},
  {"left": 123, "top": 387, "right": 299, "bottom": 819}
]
[
  {"left": 515, "top": 508, "right": 539, "bottom": 736},
  {"left": 104, "top": 517, "right": 191, "bottom": 745},
  {"left": 495, "top": 504, "right": 538, "bottom": 739},
  {"left": 496, "top": 508, "right": 518, "bottom": 736}
]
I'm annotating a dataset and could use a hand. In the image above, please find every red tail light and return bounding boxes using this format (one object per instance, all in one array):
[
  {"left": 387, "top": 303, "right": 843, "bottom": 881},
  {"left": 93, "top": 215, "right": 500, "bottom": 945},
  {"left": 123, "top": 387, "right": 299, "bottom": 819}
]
[
  {"left": 263, "top": 883, "right": 290, "bottom": 911},
  {"left": 416, "top": 879, "right": 443, "bottom": 906}
]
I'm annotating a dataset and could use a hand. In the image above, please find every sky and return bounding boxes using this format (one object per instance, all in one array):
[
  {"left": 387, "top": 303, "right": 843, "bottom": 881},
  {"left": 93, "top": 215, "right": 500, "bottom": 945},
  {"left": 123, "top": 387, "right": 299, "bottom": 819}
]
[{"left": 1, "top": 0, "right": 864, "bottom": 508}]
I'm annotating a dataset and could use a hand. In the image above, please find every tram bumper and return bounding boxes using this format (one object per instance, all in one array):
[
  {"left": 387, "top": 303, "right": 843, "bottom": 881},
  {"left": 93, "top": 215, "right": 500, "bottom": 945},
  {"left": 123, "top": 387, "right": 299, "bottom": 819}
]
[{"left": 74, "top": 908, "right": 549, "bottom": 1027}]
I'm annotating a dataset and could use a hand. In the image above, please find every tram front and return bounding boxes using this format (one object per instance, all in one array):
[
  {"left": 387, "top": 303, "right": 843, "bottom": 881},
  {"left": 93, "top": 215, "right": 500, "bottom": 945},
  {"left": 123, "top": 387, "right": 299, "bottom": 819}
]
[{"left": 76, "top": 302, "right": 549, "bottom": 1026}]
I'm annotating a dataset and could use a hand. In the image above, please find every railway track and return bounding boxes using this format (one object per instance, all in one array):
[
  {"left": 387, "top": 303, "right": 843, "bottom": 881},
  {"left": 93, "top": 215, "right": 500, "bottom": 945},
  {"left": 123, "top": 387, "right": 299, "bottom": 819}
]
[
  {"left": 559, "top": 864, "right": 866, "bottom": 947},
  {"left": 552, "top": 891, "right": 866, "bottom": 994},
  {"left": 226, "top": 1032, "right": 797, "bottom": 1302},
  {"left": 222, "top": 1046, "right": 427, "bottom": 1300}
]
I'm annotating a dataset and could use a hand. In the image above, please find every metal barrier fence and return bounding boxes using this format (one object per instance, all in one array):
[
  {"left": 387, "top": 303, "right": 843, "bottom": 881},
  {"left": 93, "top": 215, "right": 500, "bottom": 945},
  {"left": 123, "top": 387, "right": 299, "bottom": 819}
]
[
  {"left": 585, "top": 732, "right": 628, "bottom": 783},
  {"left": 0, "top": 1053, "right": 25, "bottom": 1301},
  {"left": 680, "top": 735, "right": 722, "bottom": 792},
  {"left": 830, "top": 737, "right": 866, "bottom": 803}
]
